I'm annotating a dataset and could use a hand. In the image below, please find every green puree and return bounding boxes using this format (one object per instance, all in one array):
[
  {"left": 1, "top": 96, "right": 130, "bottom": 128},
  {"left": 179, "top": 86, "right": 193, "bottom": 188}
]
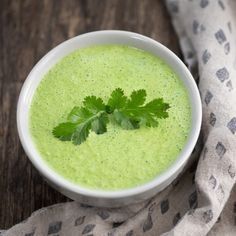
[{"left": 30, "top": 45, "right": 191, "bottom": 190}]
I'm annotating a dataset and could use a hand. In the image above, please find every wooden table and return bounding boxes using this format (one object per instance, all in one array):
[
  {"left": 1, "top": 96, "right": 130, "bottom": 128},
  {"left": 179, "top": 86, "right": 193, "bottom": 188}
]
[{"left": 0, "top": 0, "right": 180, "bottom": 229}]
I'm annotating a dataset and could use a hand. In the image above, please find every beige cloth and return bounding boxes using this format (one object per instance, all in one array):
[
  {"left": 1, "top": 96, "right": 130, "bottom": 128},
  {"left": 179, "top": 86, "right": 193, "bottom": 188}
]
[{"left": 3, "top": 0, "right": 236, "bottom": 235}]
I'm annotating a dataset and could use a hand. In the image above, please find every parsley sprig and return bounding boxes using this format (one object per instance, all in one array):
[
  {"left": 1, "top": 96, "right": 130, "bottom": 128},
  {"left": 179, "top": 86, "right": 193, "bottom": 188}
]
[{"left": 52, "top": 88, "right": 170, "bottom": 145}]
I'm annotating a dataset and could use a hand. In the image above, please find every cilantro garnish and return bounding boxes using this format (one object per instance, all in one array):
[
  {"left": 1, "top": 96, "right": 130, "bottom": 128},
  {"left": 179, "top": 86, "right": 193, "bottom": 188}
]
[{"left": 52, "top": 88, "right": 170, "bottom": 145}]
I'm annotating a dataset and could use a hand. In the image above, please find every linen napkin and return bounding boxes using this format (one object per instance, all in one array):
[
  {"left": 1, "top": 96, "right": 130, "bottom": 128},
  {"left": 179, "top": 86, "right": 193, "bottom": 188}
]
[{"left": 2, "top": 0, "right": 236, "bottom": 235}]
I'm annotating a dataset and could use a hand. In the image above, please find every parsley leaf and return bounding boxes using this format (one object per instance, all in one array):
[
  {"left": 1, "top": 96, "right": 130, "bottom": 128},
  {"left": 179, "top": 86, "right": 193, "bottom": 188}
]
[
  {"left": 53, "top": 96, "right": 108, "bottom": 145},
  {"left": 83, "top": 96, "right": 106, "bottom": 113},
  {"left": 52, "top": 88, "right": 170, "bottom": 145},
  {"left": 110, "top": 89, "right": 170, "bottom": 129},
  {"left": 107, "top": 88, "right": 127, "bottom": 112},
  {"left": 113, "top": 110, "right": 139, "bottom": 130},
  {"left": 52, "top": 122, "right": 77, "bottom": 141},
  {"left": 71, "top": 120, "right": 91, "bottom": 145},
  {"left": 127, "top": 89, "right": 146, "bottom": 107},
  {"left": 91, "top": 113, "right": 108, "bottom": 134}
]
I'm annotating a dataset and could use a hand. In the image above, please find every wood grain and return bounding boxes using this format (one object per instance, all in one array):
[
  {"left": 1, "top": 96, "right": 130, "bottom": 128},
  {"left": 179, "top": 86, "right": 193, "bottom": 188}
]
[{"left": 0, "top": 0, "right": 180, "bottom": 229}]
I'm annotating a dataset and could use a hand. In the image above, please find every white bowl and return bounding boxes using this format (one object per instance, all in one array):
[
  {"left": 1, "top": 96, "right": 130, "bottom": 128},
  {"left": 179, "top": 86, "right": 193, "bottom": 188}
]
[{"left": 17, "top": 30, "right": 202, "bottom": 207}]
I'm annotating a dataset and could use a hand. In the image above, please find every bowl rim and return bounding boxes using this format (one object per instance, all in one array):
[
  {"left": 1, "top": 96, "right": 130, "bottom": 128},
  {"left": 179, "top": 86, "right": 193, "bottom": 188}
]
[{"left": 17, "top": 30, "right": 202, "bottom": 199}]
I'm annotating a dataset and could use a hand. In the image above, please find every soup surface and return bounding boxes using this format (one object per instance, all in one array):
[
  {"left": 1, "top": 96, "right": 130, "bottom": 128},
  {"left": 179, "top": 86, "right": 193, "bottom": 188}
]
[{"left": 30, "top": 45, "right": 191, "bottom": 190}]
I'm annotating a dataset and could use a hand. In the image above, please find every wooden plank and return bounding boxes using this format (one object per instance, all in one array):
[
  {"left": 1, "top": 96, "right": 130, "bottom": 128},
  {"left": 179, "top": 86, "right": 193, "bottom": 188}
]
[{"left": 0, "top": 0, "right": 180, "bottom": 229}]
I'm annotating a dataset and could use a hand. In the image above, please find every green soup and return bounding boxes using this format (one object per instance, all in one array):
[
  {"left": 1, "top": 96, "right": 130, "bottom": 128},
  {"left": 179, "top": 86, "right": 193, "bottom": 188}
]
[{"left": 30, "top": 45, "right": 191, "bottom": 190}]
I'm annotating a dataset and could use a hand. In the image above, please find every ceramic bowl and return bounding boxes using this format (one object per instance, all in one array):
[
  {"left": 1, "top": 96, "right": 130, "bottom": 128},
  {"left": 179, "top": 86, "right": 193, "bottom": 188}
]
[{"left": 17, "top": 30, "right": 202, "bottom": 207}]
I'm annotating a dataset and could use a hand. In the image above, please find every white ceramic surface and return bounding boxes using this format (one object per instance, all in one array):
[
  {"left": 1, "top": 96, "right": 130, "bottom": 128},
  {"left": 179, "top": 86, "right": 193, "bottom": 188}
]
[{"left": 17, "top": 30, "right": 202, "bottom": 207}]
